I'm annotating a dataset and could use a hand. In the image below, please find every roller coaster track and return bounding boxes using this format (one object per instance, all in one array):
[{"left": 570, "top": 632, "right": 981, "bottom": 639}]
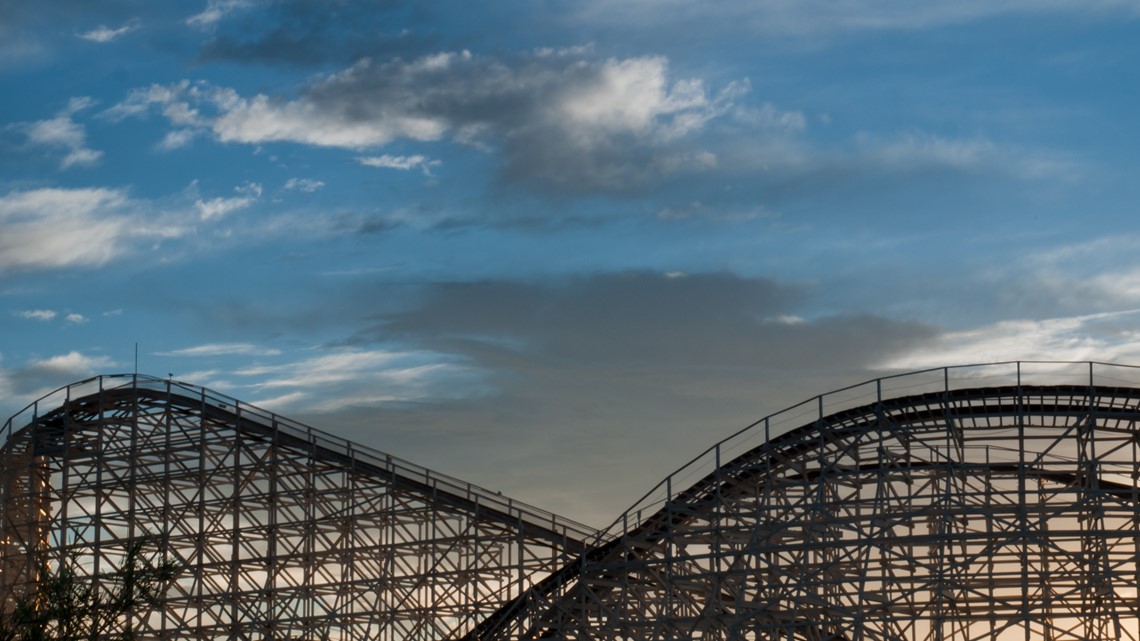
[{"left": 8, "top": 363, "right": 1140, "bottom": 641}]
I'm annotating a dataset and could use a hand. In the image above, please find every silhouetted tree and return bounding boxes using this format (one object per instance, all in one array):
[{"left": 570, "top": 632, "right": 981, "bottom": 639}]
[{"left": 0, "top": 540, "right": 179, "bottom": 641}]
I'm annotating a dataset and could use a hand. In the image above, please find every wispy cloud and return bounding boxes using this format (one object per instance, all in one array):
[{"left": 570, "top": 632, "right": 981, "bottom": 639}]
[
  {"left": 64, "top": 313, "right": 87, "bottom": 324},
  {"left": 0, "top": 182, "right": 256, "bottom": 274},
  {"left": 157, "top": 342, "right": 282, "bottom": 357},
  {"left": 854, "top": 131, "right": 1076, "bottom": 180},
  {"left": 284, "top": 177, "right": 325, "bottom": 192},
  {"left": 77, "top": 21, "right": 139, "bottom": 44},
  {"left": 157, "top": 128, "right": 201, "bottom": 151},
  {"left": 19, "top": 97, "right": 103, "bottom": 169},
  {"left": 186, "top": 0, "right": 255, "bottom": 29},
  {"left": 18, "top": 309, "right": 56, "bottom": 321},
  {"left": 231, "top": 348, "right": 486, "bottom": 412},
  {"left": 962, "top": 235, "right": 1140, "bottom": 320},
  {"left": 880, "top": 309, "right": 1140, "bottom": 370},
  {"left": 192, "top": 181, "right": 261, "bottom": 221},
  {"left": 0, "top": 187, "right": 134, "bottom": 272},
  {"left": 357, "top": 154, "right": 441, "bottom": 175},
  {"left": 534, "top": 43, "right": 596, "bottom": 58}
]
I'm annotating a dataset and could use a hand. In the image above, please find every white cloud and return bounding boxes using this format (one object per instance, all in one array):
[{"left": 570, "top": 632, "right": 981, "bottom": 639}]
[
  {"left": 157, "top": 343, "right": 282, "bottom": 357},
  {"left": 968, "top": 236, "right": 1140, "bottom": 317},
  {"left": 284, "top": 178, "right": 326, "bottom": 192},
  {"left": 250, "top": 390, "right": 308, "bottom": 409},
  {"left": 1091, "top": 269, "right": 1140, "bottom": 304},
  {"left": 107, "top": 52, "right": 749, "bottom": 193},
  {"left": 534, "top": 43, "right": 596, "bottom": 58},
  {"left": 237, "top": 350, "right": 406, "bottom": 388},
  {"left": 0, "top": 350, "right": 116, "bottom": 402},
  {"left": 196, "top": 197, "right": 252, "bottom": 221},
  {"left": 855, "top": 131, "right": 1076, "bottom": 180},
  {"left": 0, "top": 188, "right": 131, "bottom": 271},
  {"left": 186, "top": 0, "right": 255, "bottom": 28},
  {"left": 0, "top": 186, "right": 197, "bottom": 273},
  {"left": 102, "top": 82, "right": 201, "bottom": 123},
  {"left": 356, "top": 154, "right": 441, "bottom": 175},
  {"left": 880, "top": 309, "right": 1140, "bottom": 370},
  {"left": 560, "top": 57, "right": 680, "bottom": 132},
  {"left": 212, "top": 92, "right": 448, "bottom": 148},
  {"left": 862, "top": 131, "right": 998, "bottom": 169},
  {"left": 172, "top": 369, "right": 222, "bottom": 383},
  {"left": 77, "top": 21, "right": 139, "bottom": 43},
  {"left": 64, "top": 313, "right": 87, "bottom": 324},
  {"left": 735, "top": 102, "right": 807, "bottom": 133},
  {"left": 158, "top": 129, "right": 200, "bottom": 151},
  {"left": 232, "top": 348, "right": 485, "bottom": 412},
  {"left": 194, "top": 181, "right": 261, "bottom": 221},
  {"left": 554, "top": 57, "right": 740, "bottom": 144},
  {"left": 20, "top": 97, "right": 103, "bottom": 169},
  {"left": 0, "top": 351, "right": 119, "bottom": 415},
  {"left": 30, "top": 351, "right": 115, "bottom": 376},
  {"left": 18, "top": 309, "right": 56, "bottom": 321}
]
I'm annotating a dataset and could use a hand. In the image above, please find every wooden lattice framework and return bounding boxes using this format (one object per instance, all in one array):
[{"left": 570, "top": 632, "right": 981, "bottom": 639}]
[
  {"left": 8, "top": 363, "right": 1140, "bottom": 641},
  {"left": 0, "top": 374, "right": 592, "bottom": 640},
  {"left": 475, "top": 362, "right": 1140, "bottom": 641}
]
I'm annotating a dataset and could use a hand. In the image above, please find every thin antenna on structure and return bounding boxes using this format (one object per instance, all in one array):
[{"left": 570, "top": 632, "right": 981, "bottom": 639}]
[{"left": 134, "top": 342, "right": 138, "bottom": 376}]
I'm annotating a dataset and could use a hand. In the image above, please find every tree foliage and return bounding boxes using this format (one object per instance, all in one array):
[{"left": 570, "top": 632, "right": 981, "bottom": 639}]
[{"left": 0, "top": 540, "right": 179, "bottom": 641}]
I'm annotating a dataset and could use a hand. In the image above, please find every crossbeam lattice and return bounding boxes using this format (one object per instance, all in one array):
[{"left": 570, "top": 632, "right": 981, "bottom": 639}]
[
  {"left": 0, "top": 375, "right": 592, "bottom": 641},
  {"left": 476, "top": 377, "right": 1140, "bottom": 641},
  {"left": 10, "top": 364, "right": 1140, "bottom": 641}
]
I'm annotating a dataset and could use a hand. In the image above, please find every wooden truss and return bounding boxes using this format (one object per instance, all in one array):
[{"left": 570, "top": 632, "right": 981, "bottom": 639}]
[
  {"left": 476, "top": 363, "right": 1140, "bottom": 641},
  {"left": 0, "top": 375, "right": 591, "bottom": 641},
  {"left": 7, "top": 363, "right": 1140, "bottom": 641}
]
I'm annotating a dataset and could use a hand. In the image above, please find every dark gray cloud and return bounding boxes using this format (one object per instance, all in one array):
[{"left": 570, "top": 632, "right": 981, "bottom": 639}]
[
  {"left": 197, "top": 0, "right": 440, "bottom": 66},
  {"left": 311, "top": 271, "right": 936, "bottom": 524},
  {"left": 374, "top": 272, "right": 794, "bottom": 366},
  {"left": 368, "top": 271, "right": 931, "bottom": 369}
]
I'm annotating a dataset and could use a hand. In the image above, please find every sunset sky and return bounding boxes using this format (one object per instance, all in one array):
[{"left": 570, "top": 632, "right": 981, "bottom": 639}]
[{"left": 6, "top": 1, "right": 1140, "bottom": 524}]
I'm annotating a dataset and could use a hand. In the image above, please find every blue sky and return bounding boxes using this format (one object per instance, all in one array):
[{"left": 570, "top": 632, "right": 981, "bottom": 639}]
[{"left": 5, "top": 0, "right": 1140, "bottom": 524}]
